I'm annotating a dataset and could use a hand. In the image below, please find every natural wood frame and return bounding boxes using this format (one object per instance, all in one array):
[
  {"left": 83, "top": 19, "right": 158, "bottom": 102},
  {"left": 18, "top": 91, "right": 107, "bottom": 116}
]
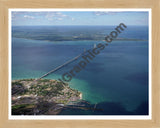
[{"left": 0, "top": 0, "right": 160, "bottom": 128}]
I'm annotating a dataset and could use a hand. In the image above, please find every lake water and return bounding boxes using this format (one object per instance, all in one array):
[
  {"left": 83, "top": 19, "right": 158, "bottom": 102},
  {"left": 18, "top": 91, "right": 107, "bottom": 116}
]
[{"left": 12, "top": 26, "right": 149, "bottom": 115}]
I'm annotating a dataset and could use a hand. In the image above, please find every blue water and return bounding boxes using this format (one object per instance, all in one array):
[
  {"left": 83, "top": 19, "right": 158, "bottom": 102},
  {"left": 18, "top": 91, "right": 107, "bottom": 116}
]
[{"left": 12, "top": 26, "right": 149, "bottom": 115}]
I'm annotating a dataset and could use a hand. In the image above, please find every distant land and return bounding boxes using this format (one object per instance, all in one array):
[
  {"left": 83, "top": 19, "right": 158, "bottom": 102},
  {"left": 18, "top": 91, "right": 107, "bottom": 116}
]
[{"left": 12, "top": 26, "right": 148, "bottom": 42}]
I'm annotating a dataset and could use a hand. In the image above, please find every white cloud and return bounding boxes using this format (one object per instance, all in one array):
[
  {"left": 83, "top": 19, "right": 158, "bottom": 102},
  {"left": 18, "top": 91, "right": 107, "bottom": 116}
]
[
  {"left": 57, "top": 18, "right": 63, "bottom": 20},
  {"left": 94, "top": 11, "right": 117, "bottom": 16},
  {"left": 45, "top": 12, "right": 68, "bottom": 21},
  {"left": 12, "top": 11, "right": 74, "bottom": 22},
  {"left": 12, "top": 12, "right": 19, "bottom": 20},
  {"left": 61, "top": 14, "right": 67, "bottom": 17},
  {"left": 56, "top": 12, "right": 61, "bottom": 15},
  {"left": 46, "top": 13, "right": 55, "bottom": 20},
  {"left": 71, "top": 18, "right": 75, "bottom": 21},
  {"left": 24, "top": 15, "right": 35, "bottom": 19}
]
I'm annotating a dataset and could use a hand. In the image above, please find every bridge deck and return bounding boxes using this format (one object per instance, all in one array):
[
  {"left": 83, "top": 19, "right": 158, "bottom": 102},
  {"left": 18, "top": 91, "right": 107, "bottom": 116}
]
[{"left": 37, "top": 53, "right": 83, "bottom": 80}]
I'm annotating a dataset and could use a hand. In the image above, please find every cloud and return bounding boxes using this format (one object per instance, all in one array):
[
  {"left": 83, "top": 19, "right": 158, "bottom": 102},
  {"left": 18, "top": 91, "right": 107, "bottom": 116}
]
[
  {"left": 24, "top": 15, "right": 35, "bottom": 19},
  {"left": 12, "top": 12, "right": 19, "bottom": 20},
  {"left": 135, "top": 18, "right": 148, "bottom": 25},
  {"left": 45, "top": 13, "right": 55, "bottom": 20},
  {"left": 12, "top": 11, "right": 75, "bottom": 22},
  {"left": 57, "top": 18, "right": 63, "bottom": 20},
  {"left": 94, "top": 11, "right": 117, "bottom": 16},
  {"left": 45, "top": 12, "right": 68, "bottom": 21},
  {"left": 71, "top": 18, "right": 75, "bottom": 21},
  {"left": 61, "top": 14, "right": 67, "bottom": 17}
]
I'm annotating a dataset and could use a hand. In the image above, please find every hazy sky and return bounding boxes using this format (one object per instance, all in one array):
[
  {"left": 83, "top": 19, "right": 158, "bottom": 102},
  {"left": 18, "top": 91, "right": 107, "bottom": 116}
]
[{"left": 12, "top": 11, "right": 149, "bottom": 26}]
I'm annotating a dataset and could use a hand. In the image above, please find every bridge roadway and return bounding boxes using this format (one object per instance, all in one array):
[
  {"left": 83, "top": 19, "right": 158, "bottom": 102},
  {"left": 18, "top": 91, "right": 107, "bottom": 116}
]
[{"left": 37, "top": 52, "right": 83, "bottom": 80}]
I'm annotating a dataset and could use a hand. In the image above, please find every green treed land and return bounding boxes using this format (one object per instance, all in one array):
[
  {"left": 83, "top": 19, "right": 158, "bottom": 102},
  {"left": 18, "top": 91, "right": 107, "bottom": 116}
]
[
  {"left": 12, "top": 79, "right": 82, "bottom": 115},
  {"left": 12, "top": 26, "right": 146, "bottom": 42}
]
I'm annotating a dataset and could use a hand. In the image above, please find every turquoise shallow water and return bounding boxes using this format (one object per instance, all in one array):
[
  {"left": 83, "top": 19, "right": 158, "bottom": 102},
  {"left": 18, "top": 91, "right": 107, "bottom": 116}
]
[{"left": 12, "top": 26, "right": 149, "bottom": 115}]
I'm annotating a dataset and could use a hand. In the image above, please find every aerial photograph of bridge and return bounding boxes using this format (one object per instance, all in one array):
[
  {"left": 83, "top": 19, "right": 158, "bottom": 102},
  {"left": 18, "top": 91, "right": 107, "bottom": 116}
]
[{"left": 10, "top": 9, "right": 150, "bottom": 118}]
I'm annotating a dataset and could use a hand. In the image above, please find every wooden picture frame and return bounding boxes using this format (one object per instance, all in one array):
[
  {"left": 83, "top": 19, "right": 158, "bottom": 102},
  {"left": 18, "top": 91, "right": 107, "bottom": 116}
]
[{"left": 0, "top": 0, "right": 160, "bottom": 127}]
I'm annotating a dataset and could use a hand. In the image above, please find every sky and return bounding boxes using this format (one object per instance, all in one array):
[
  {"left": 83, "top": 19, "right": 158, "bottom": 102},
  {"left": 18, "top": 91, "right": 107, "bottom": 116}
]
[{"left": 11, "top": 11, "right": 149, "bottom": 26}]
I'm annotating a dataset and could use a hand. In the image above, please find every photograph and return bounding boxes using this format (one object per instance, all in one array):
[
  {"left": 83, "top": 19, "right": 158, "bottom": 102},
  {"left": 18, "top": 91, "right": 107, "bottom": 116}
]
[{"left": 10, "top": 9, "right": 151, "bottom": 119}]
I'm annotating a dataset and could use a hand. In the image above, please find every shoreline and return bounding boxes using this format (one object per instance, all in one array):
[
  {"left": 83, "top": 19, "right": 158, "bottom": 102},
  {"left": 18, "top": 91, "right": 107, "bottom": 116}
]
[
  {"left": 11, "top": 78, "right": 83, "bottom": 115},
  {"left": 12, "top": 36, "right": 148, "bottom": 43},
  {"left": 79, "top": 93, "right": 82, "bottom": 99}
]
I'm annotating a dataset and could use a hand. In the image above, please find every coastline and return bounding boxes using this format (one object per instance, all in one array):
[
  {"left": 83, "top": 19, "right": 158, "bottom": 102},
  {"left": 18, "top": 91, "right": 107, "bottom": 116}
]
[
  {"left": 11, "top": 78, "right": 82, "bottom": 115},
  {"left": 13, "top": 36, "right": 148, "bottom": 43},
  {"left": 79, "top": 93, "right": 82, "bottom": 99}
]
